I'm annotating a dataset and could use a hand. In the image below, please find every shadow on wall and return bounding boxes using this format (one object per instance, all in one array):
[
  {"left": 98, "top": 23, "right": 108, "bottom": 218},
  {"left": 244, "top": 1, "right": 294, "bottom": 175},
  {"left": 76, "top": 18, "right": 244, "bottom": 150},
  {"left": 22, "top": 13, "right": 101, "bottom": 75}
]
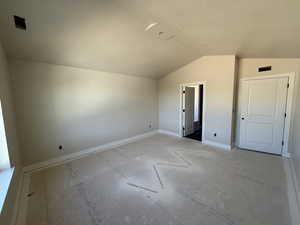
[{"left": 9, "top": 59, "right": 158, "bottom": 166}]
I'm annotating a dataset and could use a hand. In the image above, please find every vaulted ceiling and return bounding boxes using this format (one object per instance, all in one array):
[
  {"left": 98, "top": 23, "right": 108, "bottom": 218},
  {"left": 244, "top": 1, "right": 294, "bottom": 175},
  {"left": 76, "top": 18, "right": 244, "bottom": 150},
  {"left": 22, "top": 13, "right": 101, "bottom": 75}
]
[{"left": 0, "top": 0, "right": 300, "bottom": 78}]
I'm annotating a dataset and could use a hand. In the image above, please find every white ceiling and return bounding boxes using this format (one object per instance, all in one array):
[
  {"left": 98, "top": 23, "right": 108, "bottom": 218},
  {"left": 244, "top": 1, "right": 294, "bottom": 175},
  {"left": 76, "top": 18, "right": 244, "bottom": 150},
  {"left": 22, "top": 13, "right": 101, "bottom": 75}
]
[{"left": 0, "top": 0, "right": 300, "bottom": 78}]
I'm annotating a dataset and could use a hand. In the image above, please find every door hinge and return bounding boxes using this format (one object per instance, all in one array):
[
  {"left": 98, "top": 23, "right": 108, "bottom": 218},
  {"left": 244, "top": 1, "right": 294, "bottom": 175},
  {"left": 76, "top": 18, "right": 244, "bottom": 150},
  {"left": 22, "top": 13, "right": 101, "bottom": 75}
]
[
  {"left": 287, "top": 83, "right": 290, "bottom": 88},
  {"left": 183, "top": 90, "right": 186, "bottom": 94},
  {"left": 282, "top": 141, "right": 284, "bottom": 146},
  {"left": 183, "top": 109, "right": 185, "bottom": 112}
]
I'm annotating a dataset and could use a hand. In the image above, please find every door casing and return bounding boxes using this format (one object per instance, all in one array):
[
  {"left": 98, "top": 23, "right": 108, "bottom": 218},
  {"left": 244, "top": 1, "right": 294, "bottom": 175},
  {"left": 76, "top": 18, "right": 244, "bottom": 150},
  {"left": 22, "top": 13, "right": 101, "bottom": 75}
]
[{"left": 179, "top": 82, "right": 206, "bottom": 142}]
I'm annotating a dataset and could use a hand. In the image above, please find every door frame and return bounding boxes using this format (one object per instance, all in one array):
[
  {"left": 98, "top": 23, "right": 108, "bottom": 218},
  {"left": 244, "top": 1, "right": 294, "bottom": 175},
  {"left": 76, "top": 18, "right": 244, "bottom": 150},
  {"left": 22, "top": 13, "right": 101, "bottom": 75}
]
[
  {"left": 236, "top": 72, "right": 296, "bottom": 157},
  {"left": 179, "top": 82, "right": 207, "bottom": 142}
]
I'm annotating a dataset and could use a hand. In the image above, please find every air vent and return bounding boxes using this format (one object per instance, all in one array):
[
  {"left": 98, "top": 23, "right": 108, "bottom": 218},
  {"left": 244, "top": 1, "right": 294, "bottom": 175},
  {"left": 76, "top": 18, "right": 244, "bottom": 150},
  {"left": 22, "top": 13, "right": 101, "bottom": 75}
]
[
  {"left": 13, "top": 15, "right": 26, "bottom": 30},
  {"left": 258, "top": 66, "right": 272, "bottom": 72}
]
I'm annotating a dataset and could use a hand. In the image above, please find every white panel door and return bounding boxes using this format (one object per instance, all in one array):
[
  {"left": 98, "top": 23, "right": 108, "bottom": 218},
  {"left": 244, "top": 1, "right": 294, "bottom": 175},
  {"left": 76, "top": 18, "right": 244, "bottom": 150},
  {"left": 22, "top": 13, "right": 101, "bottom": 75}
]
[
  {"left": 239, "top": 77, "right": 288, "bottom": 154},
  {"left": 184, "top": 87, "right": 195, "bottom": 136}
]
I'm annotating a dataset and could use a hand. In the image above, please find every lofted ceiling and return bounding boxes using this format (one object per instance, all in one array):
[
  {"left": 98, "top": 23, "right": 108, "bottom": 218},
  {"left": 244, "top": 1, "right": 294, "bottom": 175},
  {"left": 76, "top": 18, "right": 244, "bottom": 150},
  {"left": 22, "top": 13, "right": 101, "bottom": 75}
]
[{"left": 0, "top": 0, "right": 300, "bottom": 78}]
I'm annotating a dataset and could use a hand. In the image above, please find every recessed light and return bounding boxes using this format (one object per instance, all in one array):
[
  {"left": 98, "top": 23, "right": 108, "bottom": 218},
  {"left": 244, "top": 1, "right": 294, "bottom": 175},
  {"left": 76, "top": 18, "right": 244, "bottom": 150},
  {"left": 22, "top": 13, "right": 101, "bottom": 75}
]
[{"left": 145, "top": 22, "right": 158, "bottom": 31}]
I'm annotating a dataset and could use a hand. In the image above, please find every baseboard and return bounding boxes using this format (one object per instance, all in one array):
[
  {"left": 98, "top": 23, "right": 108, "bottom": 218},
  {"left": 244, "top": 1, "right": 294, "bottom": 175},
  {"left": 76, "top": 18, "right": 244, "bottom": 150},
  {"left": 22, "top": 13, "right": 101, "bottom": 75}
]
[
  {"left": 157, "top": 129, "right": 180, "bottom": 137},
  {"left": 283, "top": 158, "right": 300, "bottom": 225},
  {"left": 23, "top": 130, "right": 158, "bottom": 174},
  {"left": 202, "top": 140, "right": 232, "bottom": 151}
]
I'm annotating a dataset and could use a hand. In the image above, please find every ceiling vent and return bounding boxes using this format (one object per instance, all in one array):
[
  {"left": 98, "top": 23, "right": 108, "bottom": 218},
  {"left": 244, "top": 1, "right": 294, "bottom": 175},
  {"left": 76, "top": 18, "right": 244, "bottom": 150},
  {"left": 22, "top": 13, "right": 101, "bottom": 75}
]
[{"left": 13, "top": 15, "right": 27, "bottom": 30}]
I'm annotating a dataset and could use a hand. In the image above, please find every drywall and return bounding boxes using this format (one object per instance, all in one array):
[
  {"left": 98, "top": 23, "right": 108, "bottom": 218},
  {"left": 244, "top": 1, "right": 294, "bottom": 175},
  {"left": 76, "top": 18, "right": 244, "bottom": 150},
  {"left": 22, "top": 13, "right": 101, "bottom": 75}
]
[
  {"left": 158, "top": 55, "right": 236, "bottom": 146},
  {"left": 0, "top": 41, "right": 22, "bottom": 225},
  {"left": 9, "top": 60, "right": 158, "bottom": 166},
  {"left": 0, "top": 45, "right": 20, "bottom": 169},
  {"left": 3, "top": 0, "right": 300, "bottom": 78},
  {"left": 0, "top": 99, "right": 10, "bottom": 169},
  {"left": 238, "top": 58, "right": 300, "bottom": 191}
]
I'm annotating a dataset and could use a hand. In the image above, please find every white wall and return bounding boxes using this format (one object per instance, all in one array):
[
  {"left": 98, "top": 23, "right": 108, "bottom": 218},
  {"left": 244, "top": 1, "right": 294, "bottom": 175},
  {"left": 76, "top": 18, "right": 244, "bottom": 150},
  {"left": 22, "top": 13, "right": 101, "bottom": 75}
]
[
  {"left": 0, "top": 101, "right": 10, "bottom": 169},
  {"left": 9, "top": 59, "right": 158, "bottom": 166},
  {"left": 238, "top": 58, "right": 300, "bottom": 189},
  {"left": 158, "top": 55, "right": 236, "bottom": 146},
  {"left": 0, "top": 41, "right": 22, "bottom": 225}
]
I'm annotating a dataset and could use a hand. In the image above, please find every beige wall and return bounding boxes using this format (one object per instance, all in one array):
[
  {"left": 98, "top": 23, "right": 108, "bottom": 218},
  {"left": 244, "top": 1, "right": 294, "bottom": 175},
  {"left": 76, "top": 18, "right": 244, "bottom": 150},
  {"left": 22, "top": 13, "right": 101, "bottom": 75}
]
[
  {"left": 0, "top": 42, "right": 22, "bottom": 225},
  {"left": 238, "top": 58, "right": 300, "bottom": 189},
  {"left": 238, "top": 59, "right": 300, "bottom": 78},
  {"left": 9, "top": 59, "right": 158, "bottom": 166},
  {"left": 158, "top": 55, "right": 236, "bottom": 146}
]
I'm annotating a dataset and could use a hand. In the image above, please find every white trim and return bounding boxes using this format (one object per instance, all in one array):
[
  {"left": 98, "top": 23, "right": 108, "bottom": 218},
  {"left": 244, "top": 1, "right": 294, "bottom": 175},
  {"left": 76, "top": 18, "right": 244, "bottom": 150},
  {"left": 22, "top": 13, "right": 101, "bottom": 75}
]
[
  {"left": 179, "top": 82, "right": 206, "bottom": 141},
  {"left": 157, "top": 129, "right": 180, "bottom": 137},
  {"left": 10, "top": 171, "right": 24, "bottom": 225},
  {"left": 282, "top": 152, "right": 291, "bottom": 158},
  {"left": 23, "top": 131, "right": 157, "bottom": 173},
  {"left": 241, "top": 73, "right": 296, "bottom": 81},
  {"left": 202, "top": 140, "right": 231, "bottom": 151},
  {"left": 283, "top": 158, "right": 300, "bottom": 225},
  {"left": 236, "top": 72, "right": 296, "bottom": 157},
  {"left": 282, "top": 73, "right": 295, "bottom": 157}
]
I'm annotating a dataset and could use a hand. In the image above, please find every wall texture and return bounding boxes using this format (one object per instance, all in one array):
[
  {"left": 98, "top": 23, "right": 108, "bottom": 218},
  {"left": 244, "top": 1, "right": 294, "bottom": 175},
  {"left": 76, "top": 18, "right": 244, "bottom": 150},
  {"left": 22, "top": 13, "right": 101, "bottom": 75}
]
[
  {"left": 238, "top": 58, "right": 300, "bottom": 191},
  {"left": 158, "top": 55, "right": 236, "bottom": 146},
  {"left": 9, "top": 60, "right": 158, "bottom": 166},
  {"left": 0, "top": 42, "right": 22, "bottom": 225}
]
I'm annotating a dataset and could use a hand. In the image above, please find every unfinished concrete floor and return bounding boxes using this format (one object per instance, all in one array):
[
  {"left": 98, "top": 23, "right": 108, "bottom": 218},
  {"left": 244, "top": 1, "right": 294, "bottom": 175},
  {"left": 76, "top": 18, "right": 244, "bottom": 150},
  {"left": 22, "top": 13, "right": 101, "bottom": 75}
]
[{"left": 25, "top": 134, "right": 291, "bottom": 225}]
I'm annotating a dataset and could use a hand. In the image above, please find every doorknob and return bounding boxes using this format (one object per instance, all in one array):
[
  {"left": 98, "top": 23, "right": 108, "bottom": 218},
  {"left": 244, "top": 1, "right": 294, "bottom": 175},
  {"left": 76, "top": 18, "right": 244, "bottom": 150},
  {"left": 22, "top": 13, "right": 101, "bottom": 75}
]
[{"left": 241, "top": 117, "right": 245, "bottom": 120}]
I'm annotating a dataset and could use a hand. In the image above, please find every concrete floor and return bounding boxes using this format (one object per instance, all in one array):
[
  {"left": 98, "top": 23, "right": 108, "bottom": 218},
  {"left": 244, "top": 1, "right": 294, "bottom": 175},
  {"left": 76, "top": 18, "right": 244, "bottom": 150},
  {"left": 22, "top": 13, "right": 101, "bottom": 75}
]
[{"left": 26, "top": 134, "right": 291, "bottom": 225}]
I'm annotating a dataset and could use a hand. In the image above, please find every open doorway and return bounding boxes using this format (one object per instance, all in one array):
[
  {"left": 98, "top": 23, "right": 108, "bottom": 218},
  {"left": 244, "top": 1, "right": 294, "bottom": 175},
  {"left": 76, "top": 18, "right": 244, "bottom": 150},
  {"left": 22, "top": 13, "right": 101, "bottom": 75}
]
[{"left": 180, "top": 82, "right": 205, "bottom": 142}]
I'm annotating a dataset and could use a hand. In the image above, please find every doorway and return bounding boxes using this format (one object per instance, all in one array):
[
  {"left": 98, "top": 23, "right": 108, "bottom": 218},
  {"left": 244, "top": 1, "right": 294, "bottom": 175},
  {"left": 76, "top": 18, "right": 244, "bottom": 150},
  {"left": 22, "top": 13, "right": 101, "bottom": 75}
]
[
  {"left": 180, "top": 82, "right": 205, "bottom": 142},
  {"left": 237, "top": 73, "right": 295, "bottom": 156}
]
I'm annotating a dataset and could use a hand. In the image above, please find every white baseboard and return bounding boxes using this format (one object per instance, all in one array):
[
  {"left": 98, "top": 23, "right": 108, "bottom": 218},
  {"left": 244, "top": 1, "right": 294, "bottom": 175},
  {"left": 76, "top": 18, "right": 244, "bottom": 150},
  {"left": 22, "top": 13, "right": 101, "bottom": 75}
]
[
  {"left": 23, "top": 130, "right": 158, "bottom": 173},
  {"left": 202, "top": 140, "right": 232, "bottom": 151},
  {"left": 157, "top": 129, "right": 180, "bottom": 137},
  {"left": 283, "top": 158, "right": 300, "bottom": 225}
]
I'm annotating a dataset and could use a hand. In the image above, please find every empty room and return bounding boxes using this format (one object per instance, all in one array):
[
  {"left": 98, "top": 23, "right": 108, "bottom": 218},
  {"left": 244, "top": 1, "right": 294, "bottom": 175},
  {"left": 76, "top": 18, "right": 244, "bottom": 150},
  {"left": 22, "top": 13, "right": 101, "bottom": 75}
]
[{"left": 1, "top": 0, "right": 300, "bottom": 225}]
